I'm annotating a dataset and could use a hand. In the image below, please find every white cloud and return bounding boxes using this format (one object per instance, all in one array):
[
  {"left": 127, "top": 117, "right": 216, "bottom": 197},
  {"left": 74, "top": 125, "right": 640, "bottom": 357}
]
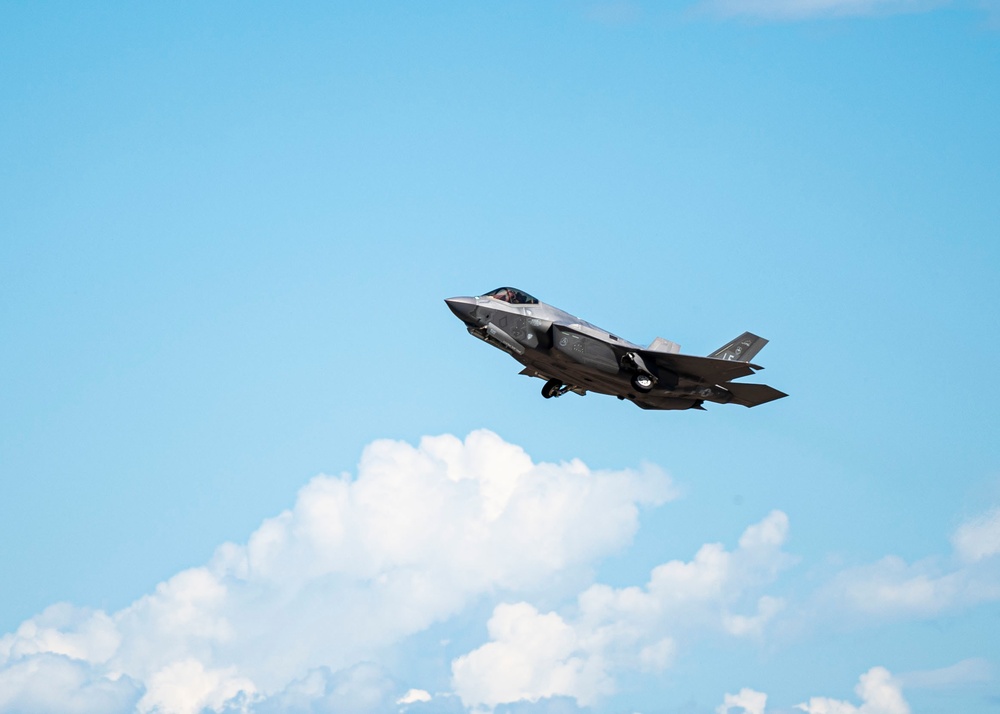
[
  {"left": 824, "top": 555, "right": 965, "bottom": 616},
  {"left": 796, "top": 666, "right": 909, "bottom": 714},
  {"left": 717, "top": 687, "right": 767, "bottom": 714},
  {"left": 398, "top": 688, "right": 432, "bottom": 705},
  {"left": 952, "top": 507, "right": 1000, "bottom": 563},
  {"left": 137, "top": 659, "right": 255, "bottom": 714},
  {"left": 0, "top": 431, "right": 673, "bottom": 714},
  {"left": 716, "top": 668, "right": 910, "bottom": 714},
  {"left": 821, "top": 506, "right": 1000, "bottom": 619},
  {"left": 239, "top": 662, "right": 402, "bottom": 714},
  {"left": 0, "top": 604, "right": 119, "bottom": 666},
  {"left": 723, "top": 595, "right": 784, "bottom": 636},
  {"left": 452, "top": 511, "right": 793, "bottom": 710},
  {"left": 451, "top": 603, "right": 613, "bottom": 710},
  {"left": 0, "top": 653, "right": 139, "bottom": 714},
  {"left": 579, "top": 510, "right": 792, "bottom": 636},
  {"left": 898, "top": 657, "right": 992, "bottom": 689}
]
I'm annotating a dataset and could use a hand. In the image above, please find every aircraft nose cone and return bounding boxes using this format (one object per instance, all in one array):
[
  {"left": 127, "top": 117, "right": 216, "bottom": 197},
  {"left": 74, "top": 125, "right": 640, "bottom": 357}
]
[{"left": 445, "top": 296, "right": 478, "bottom": 324}]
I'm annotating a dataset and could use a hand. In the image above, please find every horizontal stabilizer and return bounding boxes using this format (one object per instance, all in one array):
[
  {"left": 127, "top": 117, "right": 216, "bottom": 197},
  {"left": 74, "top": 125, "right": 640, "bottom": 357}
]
[
  {"left": 725, "top": 382, "right": 788, "bottom": 408},
  {"left": 709, "top": 332, "right": 768, "bottom": 362}
]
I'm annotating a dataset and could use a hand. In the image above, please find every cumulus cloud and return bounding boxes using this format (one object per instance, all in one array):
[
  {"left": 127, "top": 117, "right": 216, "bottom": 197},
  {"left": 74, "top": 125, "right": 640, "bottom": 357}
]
[
  {"left": 717, "top": 667, "right": 910, "bottom": 714},
  {"left": 239, "top": 662, "right": 403, "bottom": 714},
  {"left": 452, "top": 511, "right": 794, "bottom": 710},
  {"left": 0, "top": 604, "right": 119, "bottom": 666},
  {"left": 451, "top": 602, "right": 614, "bottom": 710},
  {"left": 137, "top": 659, "right": 254, "bottom": 714},
  {"left": 717, "top": 687, "right": 767, "bottom": 714},
  {"left": 0, "top": 431, "right": 674, "bottom": 713},
  {"left": 0, "top": 653, "right": 140, "bottom": 714},
  {"left": 796, "top": 666, "right": 909, "bottom": 714}
]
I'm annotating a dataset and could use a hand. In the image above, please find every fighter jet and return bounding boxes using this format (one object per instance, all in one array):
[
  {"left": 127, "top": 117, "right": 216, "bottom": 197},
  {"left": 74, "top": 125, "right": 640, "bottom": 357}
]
[{"left": 445, "top": 287, "right": 786, "bottom": 411}]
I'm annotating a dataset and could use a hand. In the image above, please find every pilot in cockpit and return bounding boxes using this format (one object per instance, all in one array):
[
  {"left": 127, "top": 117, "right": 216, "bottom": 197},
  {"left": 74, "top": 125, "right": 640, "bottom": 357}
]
[
  {"left": 485, "top": 287, "right": 539, "bottom": 305},
  {"left": 487, "top": 287, "right": 513, "bottom": 302}
]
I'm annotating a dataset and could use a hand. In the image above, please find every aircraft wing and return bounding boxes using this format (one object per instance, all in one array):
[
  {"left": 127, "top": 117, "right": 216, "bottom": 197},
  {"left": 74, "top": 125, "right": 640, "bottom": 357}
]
[
  {"left": 648, "top": 352, "right": 761, "bottom": 384},
  {"left": 553, "top": 323, "right": 762, "bottom": 384}
]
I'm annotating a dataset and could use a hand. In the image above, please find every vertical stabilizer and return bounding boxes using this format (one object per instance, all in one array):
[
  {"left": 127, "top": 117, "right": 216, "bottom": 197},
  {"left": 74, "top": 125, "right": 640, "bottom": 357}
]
[{"left": 709, "top": 332, "right": 768, "bottom": 362}]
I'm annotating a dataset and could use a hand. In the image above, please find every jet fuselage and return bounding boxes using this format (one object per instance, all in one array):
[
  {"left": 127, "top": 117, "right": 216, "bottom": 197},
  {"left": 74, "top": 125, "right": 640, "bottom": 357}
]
[{"left": 445, "top": 288, "right": 787, "bottom": 411}]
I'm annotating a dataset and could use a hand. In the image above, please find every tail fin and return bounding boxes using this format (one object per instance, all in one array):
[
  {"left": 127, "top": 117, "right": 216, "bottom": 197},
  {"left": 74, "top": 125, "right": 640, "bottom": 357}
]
[
  {"left": 725, "top": 382, "right": 787, "bottom": 407},
  {"left": 709, "top": 332, "right": 768, "bottom": 362}
]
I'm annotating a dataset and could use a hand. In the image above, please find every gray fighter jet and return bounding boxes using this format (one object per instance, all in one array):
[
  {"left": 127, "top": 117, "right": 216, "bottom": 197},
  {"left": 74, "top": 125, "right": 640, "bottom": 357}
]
[{"left": 446, "top": 287, "right": 786, "bottom": 411}]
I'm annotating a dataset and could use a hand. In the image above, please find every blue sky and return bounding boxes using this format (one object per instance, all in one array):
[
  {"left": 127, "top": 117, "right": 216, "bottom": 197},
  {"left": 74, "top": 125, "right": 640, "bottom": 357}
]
[{"left": 1, "top": 2, "right": 999, "bottom": 713}]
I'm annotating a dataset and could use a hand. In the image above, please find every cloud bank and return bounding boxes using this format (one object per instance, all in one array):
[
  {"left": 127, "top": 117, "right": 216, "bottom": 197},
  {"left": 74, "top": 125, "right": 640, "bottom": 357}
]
[
  {"left": 0, "top": 431, "right": 673, "bottom": 713},
  {"left": 1, "top": 430, "right": 996, "bottom": 713}
]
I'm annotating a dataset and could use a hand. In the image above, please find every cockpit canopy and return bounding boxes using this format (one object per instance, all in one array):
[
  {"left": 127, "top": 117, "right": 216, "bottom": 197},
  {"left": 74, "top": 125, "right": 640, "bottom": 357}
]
[{"left": 483, "top": 287, "right": 539, "bottom": 305}]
